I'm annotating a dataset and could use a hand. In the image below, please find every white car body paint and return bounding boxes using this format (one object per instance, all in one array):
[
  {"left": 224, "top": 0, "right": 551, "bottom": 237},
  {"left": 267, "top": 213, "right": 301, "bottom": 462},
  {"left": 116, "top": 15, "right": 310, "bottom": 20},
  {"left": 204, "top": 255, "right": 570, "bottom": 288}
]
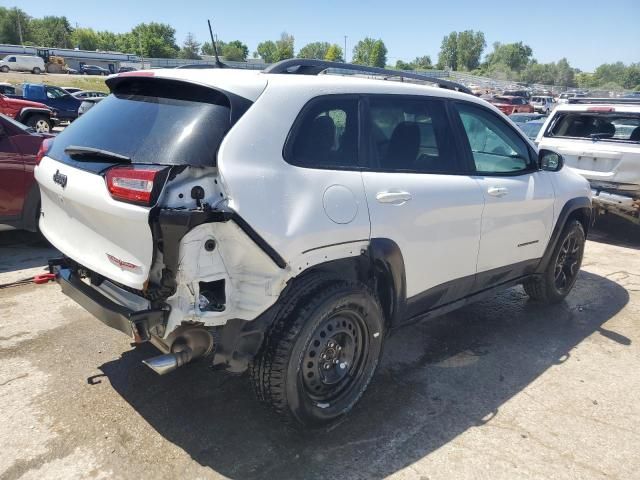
[
  {"left": 36, "top": 155, "right": 155, "bottom": 289},
  {"left": 35, "top": 67, "right": 591, "bottom": 341},
  {"left": 536, "top": 103, "right": 640, "bottom": 191},
  {"left": 473, "top": 172, "right": 555, "bottom": 272}
]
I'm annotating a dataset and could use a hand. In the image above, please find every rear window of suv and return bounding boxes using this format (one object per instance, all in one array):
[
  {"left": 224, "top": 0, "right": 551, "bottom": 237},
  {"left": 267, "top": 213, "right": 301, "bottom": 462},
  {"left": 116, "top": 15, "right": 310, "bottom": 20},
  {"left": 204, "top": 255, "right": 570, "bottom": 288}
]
[
  {"left": 48, "top": 78, "right": 237, "bottom": 171},
  {"left": 546, "top": 112, "right": 640, "bottom": 142}
]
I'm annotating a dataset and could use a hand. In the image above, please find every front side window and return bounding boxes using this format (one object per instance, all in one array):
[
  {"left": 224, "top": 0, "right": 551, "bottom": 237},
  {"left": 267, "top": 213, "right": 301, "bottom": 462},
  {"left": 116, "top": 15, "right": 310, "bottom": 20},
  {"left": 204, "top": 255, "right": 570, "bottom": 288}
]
[
  {"left": 367, "top": 96, "right": 456, "bottom": 173},
  {"left": 455, "top": 102, "right": 533, "bottom": 174},
  {"left": 8, "top": 57, "right": 16, "bottom": 62},
  {"left": 287, "top": 97, "right": 359, "bottom": 169}
]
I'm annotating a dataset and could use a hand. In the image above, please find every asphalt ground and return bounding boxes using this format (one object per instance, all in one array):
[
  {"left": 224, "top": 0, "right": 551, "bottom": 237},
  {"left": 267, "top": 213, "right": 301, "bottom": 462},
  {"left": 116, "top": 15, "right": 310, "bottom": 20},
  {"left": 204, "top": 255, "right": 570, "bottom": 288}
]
[{"left": 0, "top": 215, "right": 638, "bottom": 479}]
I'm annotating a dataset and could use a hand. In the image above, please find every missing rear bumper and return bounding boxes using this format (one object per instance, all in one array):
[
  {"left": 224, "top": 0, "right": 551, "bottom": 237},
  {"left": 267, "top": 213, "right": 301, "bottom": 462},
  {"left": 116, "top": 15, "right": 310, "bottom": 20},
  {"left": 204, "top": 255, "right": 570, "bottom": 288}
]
[{"left": 57, "top": 267, "right": 166, "bottom": 340}]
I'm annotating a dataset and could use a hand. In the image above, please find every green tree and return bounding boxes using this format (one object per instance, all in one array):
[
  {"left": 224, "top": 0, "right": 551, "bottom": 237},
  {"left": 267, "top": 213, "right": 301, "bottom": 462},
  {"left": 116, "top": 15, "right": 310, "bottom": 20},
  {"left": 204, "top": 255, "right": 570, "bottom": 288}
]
[
  {"left": 70, "top": 27, "right": 99, "bottom": 50},
  {"left": 437, "top": 32, "right": 458, "bottom": 70},
  {"left": 221, "top": 40, "right": 248, "bottom": 61},
  {"left": 123, "top": 23, "right": 179, "bottom": 58},
  {"left": 484, "top": 41, "right": 533, "bottom": 73},
  {"left": 413, "top": 55, "right": 432, "bottom": 70},
  {"left": 456, "top": 30, "right": 485, "bottom": 71},
  {"left": 298, "top": 41, "right": 331, "bottom": 60},
  {"left": 29, "top": 16, "right": 73, "bottom": 48},
  {"left": 622, "top": 63, "right": 640, "bottom": 90},
  {"left": 352, "top": 37, "right": 387, "bottom": 67},
  {"left": 201, "top": 41, "right": 217, "bottom": 56},
  {"left": 396, "top": 56, "right": 432, "bottom": 71},
  {"left": 324, "top": 44, "right": 344, "bottom": 62},
  {"left": 575, "top": 72, "right": 598, "bottom": 89},
  {"left": 179, "top": 32, "right": 201, "bottom": 59},
  {"left": 256, "top": 40, "right": 278, "bottom": 63},
  {"left": 255, "top": 33, "right": 294, "bottom": 63},
  {"left": 593, "top": 62, "right": 629, "bottom": 86},
  {"left": 553, "top": 58, "right": 575, "bottom": 86},
  {"left": 275, "top": 32, "right": 294, "bottom": 60},
  {"left": 96, "top": 30, "right": 120, "bottom": 51},
  {"left": 0, "top": 7, "right": 31, "bottom": 44}
]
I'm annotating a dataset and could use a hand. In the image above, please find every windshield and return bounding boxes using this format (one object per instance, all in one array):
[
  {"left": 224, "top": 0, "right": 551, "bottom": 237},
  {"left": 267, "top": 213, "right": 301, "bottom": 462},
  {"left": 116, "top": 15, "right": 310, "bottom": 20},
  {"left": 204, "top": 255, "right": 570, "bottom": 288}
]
[{"left": 48, "top": 80, "right": 234, "bottom": 172}]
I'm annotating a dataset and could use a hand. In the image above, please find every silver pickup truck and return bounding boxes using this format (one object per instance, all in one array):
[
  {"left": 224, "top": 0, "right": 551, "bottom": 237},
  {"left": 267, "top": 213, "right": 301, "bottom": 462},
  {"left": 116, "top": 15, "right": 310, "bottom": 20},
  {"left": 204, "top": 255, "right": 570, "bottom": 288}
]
[{"left": 537, "top": 98, "right": 640, "bottom": 225}]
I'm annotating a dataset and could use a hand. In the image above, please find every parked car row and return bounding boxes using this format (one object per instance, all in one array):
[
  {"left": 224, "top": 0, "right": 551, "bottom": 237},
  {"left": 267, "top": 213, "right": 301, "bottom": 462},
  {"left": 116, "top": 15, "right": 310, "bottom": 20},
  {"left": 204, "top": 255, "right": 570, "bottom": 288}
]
[{"left": 0, "top": 54, "right": 137, "bottom": 75}]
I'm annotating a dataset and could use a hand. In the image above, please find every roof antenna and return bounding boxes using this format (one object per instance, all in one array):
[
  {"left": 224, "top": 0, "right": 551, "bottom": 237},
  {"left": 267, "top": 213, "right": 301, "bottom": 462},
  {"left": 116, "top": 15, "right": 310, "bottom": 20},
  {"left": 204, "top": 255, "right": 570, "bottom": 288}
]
[{"left": 207, "top": 19, "right": 225, "bottom": 68}]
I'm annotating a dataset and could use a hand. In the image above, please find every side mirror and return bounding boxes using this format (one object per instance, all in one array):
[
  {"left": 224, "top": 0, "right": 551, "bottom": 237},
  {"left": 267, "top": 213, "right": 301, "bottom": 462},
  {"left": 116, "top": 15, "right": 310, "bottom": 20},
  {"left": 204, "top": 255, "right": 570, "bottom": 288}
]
[{"left": 539, "top": 149, "right": 563, "bottom": 172}]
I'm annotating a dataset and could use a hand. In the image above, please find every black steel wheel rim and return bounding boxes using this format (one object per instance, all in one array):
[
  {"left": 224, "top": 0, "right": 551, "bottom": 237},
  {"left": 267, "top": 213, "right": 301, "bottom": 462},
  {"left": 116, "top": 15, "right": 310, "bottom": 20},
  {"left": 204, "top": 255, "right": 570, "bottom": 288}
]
[
  {"left": 554, "top": 232, "right": 582, "bottom": 292},
  {"left": 301, "top": 310, "right": 368, "bottom": 403}
]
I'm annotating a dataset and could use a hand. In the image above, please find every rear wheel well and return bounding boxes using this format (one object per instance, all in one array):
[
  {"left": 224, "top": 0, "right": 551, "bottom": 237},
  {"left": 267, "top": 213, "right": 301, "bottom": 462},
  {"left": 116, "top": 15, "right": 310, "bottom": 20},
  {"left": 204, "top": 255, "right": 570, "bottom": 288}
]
[{"left": 290, "top": 254, "right": 398, "bottom": 328}]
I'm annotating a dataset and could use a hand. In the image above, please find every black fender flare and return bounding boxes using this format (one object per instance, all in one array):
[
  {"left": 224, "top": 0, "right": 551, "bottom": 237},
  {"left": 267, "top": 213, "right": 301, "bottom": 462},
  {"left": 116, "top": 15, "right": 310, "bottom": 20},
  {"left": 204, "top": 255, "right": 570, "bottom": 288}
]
[
  {"left": 536, "top": 196, "right": 592, "bottom": 274},
  {"left": 17, "top": 107, "right": 52, "bottom": 124},
  {"left": 368, "top": 238, "right": 407, "bottom": 327}
]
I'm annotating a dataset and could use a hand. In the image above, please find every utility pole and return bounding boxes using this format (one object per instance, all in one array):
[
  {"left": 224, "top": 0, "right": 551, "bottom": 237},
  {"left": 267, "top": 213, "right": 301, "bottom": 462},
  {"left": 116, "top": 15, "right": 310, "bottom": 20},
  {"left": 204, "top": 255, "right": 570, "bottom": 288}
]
[
  {"left": 138, "top": 34, "right": 144, "bottom": 69},
  {"left": 16, "top": 10, "right": 23, "bottom": 44},
  {"left": 344, "top": 35, "right": 347, "bottom": 63}
]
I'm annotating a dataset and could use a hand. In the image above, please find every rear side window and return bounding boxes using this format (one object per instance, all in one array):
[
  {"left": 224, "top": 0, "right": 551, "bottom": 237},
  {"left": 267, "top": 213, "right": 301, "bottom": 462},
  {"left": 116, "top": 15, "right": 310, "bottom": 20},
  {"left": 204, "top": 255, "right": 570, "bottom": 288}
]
[
  {"left": 367, "top": 96, "right": 457, "bottom": 173},
  {"left": 48, "top": 78, "right": 235, "bottom": 171},
  {"left": 286, "top": 96, "right": 359, "bottom": 169},
  {"left": 546, "top": 112, "right": 640, "bottom": 142}
]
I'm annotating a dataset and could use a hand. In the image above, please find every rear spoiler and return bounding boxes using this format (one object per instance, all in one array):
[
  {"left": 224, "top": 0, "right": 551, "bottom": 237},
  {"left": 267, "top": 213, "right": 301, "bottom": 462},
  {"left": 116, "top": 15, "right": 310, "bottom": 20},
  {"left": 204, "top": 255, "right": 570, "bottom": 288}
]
[{"left": 568, "top": 97, "right": 640, "bottom": 105}]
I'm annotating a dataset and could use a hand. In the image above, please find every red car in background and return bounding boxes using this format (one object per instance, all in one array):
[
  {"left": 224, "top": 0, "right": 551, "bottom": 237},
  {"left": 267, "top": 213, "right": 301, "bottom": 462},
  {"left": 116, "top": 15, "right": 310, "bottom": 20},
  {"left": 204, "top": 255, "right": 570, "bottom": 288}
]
[
  {"left": 0, "top": 93, "right": 55, "bottom": 133},
  {"left": 0, "top": 113, "right": 53, "bottom": 232},
  {"left": 488, "top": 95, "right": 534, "bottom": 115}
]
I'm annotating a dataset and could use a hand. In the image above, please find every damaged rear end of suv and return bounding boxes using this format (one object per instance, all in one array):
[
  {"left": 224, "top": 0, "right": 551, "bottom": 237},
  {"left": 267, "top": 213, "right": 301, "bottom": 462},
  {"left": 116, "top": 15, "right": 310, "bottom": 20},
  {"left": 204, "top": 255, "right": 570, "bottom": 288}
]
[{"left": 36, "top": 71, "right": 293, "bottom": 378}]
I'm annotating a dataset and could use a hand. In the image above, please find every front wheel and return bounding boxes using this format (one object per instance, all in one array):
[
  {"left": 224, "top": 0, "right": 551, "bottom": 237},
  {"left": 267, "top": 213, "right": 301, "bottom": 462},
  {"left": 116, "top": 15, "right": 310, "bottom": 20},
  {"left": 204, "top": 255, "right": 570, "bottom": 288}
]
[
  {"left": 250, "top": 280, "right": 385, "bottom": 426},
  {"left": 0, "top": 66, "right": 9, "bottom": 73},
  {"left": 25, "top": 115, "right": 52, "bottom": 133},
  {"left": 524, "top": 220, "right": 585, "bottom": 303}
]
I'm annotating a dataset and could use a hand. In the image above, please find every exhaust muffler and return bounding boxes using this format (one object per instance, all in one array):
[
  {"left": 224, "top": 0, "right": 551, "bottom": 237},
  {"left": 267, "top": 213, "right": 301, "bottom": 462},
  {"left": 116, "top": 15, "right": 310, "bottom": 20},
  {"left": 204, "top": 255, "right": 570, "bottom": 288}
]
[{"left": 143, "top": 327, "right": 214, "bottom": 375}]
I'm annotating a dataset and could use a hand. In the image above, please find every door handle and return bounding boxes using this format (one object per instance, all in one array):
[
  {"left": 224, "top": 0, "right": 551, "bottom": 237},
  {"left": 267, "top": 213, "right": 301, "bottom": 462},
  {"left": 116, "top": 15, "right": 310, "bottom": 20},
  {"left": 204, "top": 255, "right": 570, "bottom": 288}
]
[
  {"left": 376, "top": 191, "right": 412, "bottom": 205},
  {"left": 487, "top": 186, "right": 509, "bottom": 197}
]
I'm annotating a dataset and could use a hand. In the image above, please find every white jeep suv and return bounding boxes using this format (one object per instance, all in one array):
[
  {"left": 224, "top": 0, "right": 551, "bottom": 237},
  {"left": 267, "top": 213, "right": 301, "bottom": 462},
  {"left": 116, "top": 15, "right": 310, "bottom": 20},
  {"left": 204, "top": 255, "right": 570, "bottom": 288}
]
[
  {"left": 35, "top": 60, "right": 592, "bottom": 426},
  {"left": 537, "top": 98, "right": 640, "bottom": 225}
]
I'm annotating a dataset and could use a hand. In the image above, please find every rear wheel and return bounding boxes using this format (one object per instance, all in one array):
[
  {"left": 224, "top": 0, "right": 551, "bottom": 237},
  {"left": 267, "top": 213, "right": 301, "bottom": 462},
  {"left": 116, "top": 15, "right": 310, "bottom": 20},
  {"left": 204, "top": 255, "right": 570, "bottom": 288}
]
[
  {"left": 250, "top": 279, "right": 384, "bottom": 426},
  {"left": 25, "top": 115, "right": 52, "bottom": 133},
  {"left": 32, "top": 67, "right": 42, "bottom": 74},
  {"left": 524, "top": 220, "right": 585, "bottom": 303}
]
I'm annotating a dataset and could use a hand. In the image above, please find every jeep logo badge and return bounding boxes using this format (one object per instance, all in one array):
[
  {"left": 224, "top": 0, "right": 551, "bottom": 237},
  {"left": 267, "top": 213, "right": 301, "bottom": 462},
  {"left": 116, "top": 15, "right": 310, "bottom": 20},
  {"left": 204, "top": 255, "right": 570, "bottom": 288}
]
[{"left": 53, "top": 170, "right": 67, "bottom": 188}]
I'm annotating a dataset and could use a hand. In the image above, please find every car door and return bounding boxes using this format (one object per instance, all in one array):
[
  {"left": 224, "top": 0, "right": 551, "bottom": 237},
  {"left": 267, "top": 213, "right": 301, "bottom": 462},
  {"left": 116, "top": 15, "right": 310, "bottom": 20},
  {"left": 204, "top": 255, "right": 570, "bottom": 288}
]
[
  {"left": 0, "top": 120, "right": 25, "bottom": 219},
  {"left": 452, "top": 101, "right": 555, "bottom": 289},
  {"left": 361, "top": 95, "right": 485, "bottom": 318},
  {"left": 45, "top": 85, "right": 78, "bottom": 120}
]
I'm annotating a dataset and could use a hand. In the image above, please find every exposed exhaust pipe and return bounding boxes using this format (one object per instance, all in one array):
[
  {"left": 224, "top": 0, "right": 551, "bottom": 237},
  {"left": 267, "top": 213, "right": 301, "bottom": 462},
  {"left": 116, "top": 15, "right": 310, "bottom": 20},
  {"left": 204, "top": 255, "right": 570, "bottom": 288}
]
[{"left": 143, "top": 327, "right": 214, "bottom": 375}]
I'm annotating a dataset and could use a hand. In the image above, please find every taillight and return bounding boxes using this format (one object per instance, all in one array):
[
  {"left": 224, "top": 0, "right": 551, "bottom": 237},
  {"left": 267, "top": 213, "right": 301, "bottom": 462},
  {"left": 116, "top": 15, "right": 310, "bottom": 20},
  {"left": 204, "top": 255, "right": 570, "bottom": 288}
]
[
  {"left": 35, "top": 137, "right": 53, "bottom": 166},
  {"left": 105, "top": 165, "right": 166, "bottom": 206}
]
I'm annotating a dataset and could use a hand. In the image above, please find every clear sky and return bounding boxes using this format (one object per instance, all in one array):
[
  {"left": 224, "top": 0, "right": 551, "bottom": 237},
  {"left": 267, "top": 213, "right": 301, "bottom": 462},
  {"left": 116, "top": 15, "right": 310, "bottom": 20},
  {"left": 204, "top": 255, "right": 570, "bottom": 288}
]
[{"left": 7, "top": 0, "right": 640, "bottom": 72}]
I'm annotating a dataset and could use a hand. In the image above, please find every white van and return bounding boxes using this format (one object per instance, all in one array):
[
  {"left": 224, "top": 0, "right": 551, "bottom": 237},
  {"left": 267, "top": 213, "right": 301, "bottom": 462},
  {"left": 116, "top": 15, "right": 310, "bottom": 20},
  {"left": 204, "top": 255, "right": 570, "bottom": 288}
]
[{"left": 0, "top": 55, "right": 46, "bottom": 74}]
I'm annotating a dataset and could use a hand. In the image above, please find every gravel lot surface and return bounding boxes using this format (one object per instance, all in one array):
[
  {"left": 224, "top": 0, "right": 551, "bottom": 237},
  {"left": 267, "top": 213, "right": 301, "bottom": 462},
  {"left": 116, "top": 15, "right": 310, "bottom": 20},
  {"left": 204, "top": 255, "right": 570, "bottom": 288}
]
[{"left": 0, "top": 216, "right": 638, "bottom": 479}]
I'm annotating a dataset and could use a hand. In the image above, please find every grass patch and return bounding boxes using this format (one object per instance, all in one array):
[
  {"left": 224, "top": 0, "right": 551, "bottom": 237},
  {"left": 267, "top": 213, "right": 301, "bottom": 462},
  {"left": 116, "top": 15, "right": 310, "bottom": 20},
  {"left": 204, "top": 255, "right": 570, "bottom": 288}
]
[{"left": 0, "top": 72, "right": 109, "bottom": 92}]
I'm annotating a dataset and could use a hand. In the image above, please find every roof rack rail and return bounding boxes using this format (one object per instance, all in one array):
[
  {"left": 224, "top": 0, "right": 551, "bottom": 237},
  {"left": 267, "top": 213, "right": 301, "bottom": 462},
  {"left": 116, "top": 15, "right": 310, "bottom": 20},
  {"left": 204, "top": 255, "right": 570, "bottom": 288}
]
[
  {"left": 263, "top": 59, "right": 472, "bottom": 94},
  {"left": 568, "top": 97, "right": 640, "bottom": 105}
]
